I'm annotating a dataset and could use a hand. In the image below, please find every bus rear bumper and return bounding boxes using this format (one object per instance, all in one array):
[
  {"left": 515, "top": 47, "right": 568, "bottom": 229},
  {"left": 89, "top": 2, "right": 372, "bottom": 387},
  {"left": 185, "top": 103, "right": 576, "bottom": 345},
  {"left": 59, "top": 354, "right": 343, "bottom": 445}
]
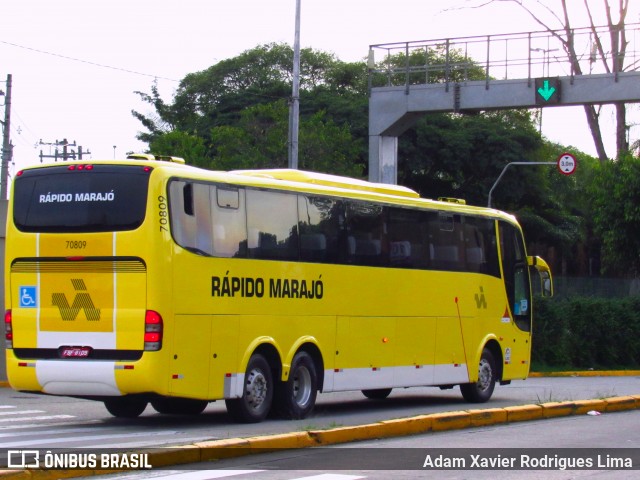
[{"left": 7, "top": 358, "right": 123, "bottom": 396}]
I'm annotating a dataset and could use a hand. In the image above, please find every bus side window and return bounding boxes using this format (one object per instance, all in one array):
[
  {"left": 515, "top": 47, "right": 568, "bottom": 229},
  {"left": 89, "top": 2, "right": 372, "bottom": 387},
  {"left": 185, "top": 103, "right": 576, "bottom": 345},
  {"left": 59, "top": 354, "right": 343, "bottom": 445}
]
[
  {"left": 246, "top": 189, "right": 298, "bottom": 261},
  {"left": 168, "top": 180, "right": 213, "bottom": 256},
  {"left": 429, "top": 213, "right": 463, "bottom": 271},
  {"left": 211, "top": 186, "right": 247, "bottom": 258},
  {"left": 346, "top": 202, "right": 387, "bottom": 267},
  {"left": 387, "top": 207, "right": 427, "bottom": 269},
  {"left": 463, "top": 217, "right": 500, "bottom": 277},
  {"left": 298, "top": 196, "right": 342, "bottom": 263},
  {"left": 169, "top": 180, "right": 197, "bottom": 250}
]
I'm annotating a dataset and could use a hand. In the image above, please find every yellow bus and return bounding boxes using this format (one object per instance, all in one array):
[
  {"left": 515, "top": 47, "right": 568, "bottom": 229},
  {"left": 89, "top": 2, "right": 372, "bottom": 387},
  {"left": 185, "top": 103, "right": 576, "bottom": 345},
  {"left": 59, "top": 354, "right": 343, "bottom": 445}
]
[{"left": 4, "top": 155, "right": 552, "bottom": 423}]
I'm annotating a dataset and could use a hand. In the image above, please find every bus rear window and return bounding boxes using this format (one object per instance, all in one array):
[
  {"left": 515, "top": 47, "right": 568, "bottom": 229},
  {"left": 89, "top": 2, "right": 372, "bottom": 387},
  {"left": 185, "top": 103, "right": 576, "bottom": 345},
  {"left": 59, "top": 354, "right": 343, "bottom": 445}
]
[{"left": 13, "top": 165, "right": 151, "bottom": 233}]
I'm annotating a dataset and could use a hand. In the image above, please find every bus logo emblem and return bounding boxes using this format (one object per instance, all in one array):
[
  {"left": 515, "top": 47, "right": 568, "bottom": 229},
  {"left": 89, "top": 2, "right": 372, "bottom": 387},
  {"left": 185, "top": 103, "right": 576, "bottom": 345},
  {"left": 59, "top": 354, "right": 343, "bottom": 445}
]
[
  {"left": 52, "top": 279, "right": 101, "bottom": 321},
  {"left": 475, "top": 286, "right": 487, "bottom": 309}
]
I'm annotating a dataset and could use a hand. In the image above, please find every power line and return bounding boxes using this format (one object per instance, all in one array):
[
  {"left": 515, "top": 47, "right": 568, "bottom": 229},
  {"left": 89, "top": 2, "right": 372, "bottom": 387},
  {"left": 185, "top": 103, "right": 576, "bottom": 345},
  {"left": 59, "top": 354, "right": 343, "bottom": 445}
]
[
  {"left": 10, "top": 110, "right": 40, "bottom": 149},
  {"left": 0, "top": 39, "right": 180, "bottom": 82},
  {"left": 11, "top": 108, "right": 40, "bottom": 142}
]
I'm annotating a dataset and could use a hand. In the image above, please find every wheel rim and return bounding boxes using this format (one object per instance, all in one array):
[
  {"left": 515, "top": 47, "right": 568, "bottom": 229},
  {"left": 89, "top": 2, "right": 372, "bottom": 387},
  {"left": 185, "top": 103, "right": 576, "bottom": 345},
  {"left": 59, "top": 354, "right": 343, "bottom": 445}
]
[
  {"left": 477, "top": 358, "right": 493, "bottom": 392},
  {"left": 292, "top": 365, "right": 312, "bottom": 407},
  {"left": 245, "top": 368, "right": 268, "bottom": 411}
]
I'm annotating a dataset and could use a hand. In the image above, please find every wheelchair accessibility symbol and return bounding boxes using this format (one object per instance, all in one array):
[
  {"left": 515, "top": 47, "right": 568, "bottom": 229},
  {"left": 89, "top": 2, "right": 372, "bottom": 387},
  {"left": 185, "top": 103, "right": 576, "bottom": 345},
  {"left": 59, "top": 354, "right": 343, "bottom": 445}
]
[{"left": 20, "top": 286, "right": 37, "bottom": 308}]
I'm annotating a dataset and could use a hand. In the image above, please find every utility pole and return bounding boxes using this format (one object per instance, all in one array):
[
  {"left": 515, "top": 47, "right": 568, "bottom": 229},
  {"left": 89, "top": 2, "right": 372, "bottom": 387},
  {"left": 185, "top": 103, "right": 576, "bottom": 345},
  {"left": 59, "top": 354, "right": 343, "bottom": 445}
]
[
  {"left": 39, "top": 138, "right": 90, "bottom": 162},
  {"left": 1, "top": 74, "right": 12, "bottom": 200},
  {"left": 288, "top": 0, "right": 301, "bottom": 169}
]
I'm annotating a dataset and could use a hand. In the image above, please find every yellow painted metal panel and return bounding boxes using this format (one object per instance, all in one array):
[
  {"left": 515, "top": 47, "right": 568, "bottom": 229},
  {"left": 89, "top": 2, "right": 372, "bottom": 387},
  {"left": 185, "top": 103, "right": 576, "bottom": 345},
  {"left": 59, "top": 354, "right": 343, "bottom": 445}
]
[
  {"left": 335, "top": 316, "right": 396, "bottom": 369},
  {"left": 169, "top": 315, "right": 212, "bottom": 398}
]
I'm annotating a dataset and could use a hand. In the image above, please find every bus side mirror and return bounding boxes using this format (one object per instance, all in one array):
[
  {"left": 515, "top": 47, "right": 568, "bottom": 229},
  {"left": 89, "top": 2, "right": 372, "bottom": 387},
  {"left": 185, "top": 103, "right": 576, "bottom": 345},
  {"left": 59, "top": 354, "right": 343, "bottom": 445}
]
[
  {"left": 539, "top": 271, "right": 553, "bottom": 297},
  {"left": 527, "top": 256, "right": 554, "bottom": 297}
]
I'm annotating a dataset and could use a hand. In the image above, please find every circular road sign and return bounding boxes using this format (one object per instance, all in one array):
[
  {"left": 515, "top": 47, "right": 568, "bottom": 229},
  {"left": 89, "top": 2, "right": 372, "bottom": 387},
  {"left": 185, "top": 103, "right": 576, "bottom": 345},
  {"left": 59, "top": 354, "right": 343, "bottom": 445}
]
[{"left": 557, "top": 152, "right": 577, "bottom": 175}]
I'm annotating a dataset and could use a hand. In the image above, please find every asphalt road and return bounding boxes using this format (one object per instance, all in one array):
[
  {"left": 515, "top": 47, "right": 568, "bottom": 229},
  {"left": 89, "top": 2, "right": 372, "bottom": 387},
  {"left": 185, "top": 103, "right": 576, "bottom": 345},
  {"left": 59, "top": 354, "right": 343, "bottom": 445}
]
[
  {"left": 68, "top": 409, "right": 640, "bottom": 480},
  {"left": 1, "top": 375, "right": 639, "bottom": 450}
]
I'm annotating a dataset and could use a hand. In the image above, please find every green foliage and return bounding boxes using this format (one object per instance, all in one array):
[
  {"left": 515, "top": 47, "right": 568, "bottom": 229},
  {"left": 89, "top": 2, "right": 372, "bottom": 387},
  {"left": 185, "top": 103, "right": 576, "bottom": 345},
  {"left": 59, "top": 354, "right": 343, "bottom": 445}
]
[
  {"left": 369, "top": 45, "right": 486, "bottom": 87},
  {"left": 299, "top": 110, "right": 364, "bottom": 178},
  {"left": 208, "top": 100, "right": 363, "bottom": 177},
  {"left": 209, "top": 102, "right": 289, "bottom": 171},
  {"left": 533, "top": 296, "right": 640, "bottom": 368},
  {"left": 589, "top": 155, "right": 640, "bottom": 275},
  {"left": 133, "top": 43, "right": 369, "bottom": 174},
  {"left": 399, "top": 110, "right": 543, "bottom": 206},
  {"left": 147, "top": 131, "right": 208, "bottom": 168}
]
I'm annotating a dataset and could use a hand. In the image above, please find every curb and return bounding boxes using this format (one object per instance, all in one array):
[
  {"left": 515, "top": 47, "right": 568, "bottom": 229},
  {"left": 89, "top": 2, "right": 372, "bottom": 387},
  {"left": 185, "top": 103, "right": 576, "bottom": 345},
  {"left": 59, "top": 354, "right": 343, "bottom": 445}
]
[{"left": 1, "top": 393, "right": 639, "bottom": 479}]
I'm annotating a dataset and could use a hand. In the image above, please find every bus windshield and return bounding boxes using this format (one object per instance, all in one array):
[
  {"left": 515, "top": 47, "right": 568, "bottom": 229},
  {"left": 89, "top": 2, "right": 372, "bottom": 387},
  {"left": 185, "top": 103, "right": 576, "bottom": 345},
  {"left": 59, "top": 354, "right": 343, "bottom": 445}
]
[{"left": 13, "top": 165, "right": 151, "bottom": 233}]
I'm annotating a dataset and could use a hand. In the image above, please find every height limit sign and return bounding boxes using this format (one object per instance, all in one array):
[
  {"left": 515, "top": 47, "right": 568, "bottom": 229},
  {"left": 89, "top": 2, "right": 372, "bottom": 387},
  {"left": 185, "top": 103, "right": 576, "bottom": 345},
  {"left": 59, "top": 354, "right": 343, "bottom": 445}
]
[{"left": 557, "top": 152, "right": 577, "bottom": 175}]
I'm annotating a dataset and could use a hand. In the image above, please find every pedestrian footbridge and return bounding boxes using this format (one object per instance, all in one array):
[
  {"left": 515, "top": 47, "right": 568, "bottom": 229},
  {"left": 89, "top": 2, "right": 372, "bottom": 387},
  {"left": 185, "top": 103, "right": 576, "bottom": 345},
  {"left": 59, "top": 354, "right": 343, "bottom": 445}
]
[{"left": 368, "top": 24, "right": 640, "bottom": 184}]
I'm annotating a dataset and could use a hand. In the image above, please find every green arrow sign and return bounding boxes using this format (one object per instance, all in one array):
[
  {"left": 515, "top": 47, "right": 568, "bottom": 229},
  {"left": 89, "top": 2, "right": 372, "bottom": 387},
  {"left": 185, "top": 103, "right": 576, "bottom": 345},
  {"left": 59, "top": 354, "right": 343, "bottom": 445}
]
[
  {"left": 537, "top": 80, "right": 556, "bottom": 101},
  {"left": 534, "top": 77, "right": 561, "bottom": 105}
]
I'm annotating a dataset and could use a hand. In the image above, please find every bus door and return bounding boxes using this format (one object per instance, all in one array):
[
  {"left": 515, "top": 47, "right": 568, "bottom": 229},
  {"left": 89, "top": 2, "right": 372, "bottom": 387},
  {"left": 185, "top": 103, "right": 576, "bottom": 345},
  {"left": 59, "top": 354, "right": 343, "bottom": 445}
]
[{"left": 498, "top": 221, "right": 532, "bottom": 372}]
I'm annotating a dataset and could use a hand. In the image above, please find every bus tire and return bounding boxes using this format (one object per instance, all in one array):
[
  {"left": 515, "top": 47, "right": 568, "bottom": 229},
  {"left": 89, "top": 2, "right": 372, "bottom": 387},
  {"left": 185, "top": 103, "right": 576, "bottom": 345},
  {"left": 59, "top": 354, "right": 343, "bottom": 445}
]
[
  {"left": 225, "top": 353, "right": 273, "bottom": 423},
  {"left": 460, "top": 348, "right": 496, "bottom": 403},
  {"left": 361, "top": 388, "right": 392, "bottom": 400},
  {"left": 104, "top": 397, "right": 147, "bottom": 418},
  {"left": 151, "top": 398, "right": 208, "bottom": 415},
  {"left": 275, "top": 351, "right": 318, "bottom": 419}
]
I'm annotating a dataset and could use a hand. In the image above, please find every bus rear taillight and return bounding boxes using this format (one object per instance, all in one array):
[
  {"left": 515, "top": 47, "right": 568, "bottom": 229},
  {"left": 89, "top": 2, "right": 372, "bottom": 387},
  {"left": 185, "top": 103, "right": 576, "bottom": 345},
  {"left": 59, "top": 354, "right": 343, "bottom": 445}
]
[
  {"left": 144, "top": 310, "right": 163, "bottom": 351},
  {"left": 4, "top": 310, "right": 13, "bottom": 349},
  {"left": 67, "top": 164, "right": 94, "bottom": 171}
]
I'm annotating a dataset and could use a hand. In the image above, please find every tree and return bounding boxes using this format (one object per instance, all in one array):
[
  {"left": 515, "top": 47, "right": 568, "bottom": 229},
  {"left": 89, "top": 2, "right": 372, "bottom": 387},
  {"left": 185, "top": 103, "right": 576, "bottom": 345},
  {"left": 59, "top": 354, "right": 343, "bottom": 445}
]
[
  {"left": 472, "top": 0, "right": 633, "bottom": 162},
  {"left": 399, "top": 109, "right": 543, "bottom": 205},
  {"left": 208, "top": 100, "right": 363, "bottom": 177},
  {"left": 132, "top": 43, "right": 369, "bottom": 174},
  {"left": 589, "top": 154, "right": 640, "bottom": 275},
  {"left": 148, "top": 131, "right": 208, "bottom": 168}
]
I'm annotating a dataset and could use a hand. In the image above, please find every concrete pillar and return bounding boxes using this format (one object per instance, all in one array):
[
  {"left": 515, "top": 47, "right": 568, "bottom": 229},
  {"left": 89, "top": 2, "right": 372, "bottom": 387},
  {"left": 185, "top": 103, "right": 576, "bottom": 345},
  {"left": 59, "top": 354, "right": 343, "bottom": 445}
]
[{"left": 368, "top": 135, "right": 398, "bottom": 184}]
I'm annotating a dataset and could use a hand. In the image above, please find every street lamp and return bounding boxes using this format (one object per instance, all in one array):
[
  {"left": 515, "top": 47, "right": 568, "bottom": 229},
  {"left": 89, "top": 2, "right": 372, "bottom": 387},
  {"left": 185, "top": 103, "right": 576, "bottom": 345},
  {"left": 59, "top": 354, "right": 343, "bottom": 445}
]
[{"left": 288, "top": 0, "right": 301, "bottom": 169}]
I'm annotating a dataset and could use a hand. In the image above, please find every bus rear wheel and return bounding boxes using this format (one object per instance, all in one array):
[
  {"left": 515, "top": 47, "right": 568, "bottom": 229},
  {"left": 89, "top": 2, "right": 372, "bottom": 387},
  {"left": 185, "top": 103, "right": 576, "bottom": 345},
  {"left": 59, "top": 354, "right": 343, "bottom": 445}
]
[
  {"left": 225, "top": 353, "right": 273, "bottom": 423},
  {"left": 104, "top": 397, "right": 147, "bottom": 418},
  {"left": 460, "top": 348, "right": 496, "bottom": 403},
  {"left": 362, "top": 388, "right": 392, "bottom": 400},
  {"left": 151, "top": 398, "right": 208, "bottom": 415},
  {"left": 275, "top": 351, "right": 318, "bottom": 419}
]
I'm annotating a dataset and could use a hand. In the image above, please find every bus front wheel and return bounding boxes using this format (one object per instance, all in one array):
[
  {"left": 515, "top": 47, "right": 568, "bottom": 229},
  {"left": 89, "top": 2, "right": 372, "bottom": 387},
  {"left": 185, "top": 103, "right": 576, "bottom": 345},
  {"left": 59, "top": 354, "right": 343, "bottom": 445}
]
[
  {"left": 104, "top": 397, "right": 147, "bottom": 418},
  {"left": 460, "top": 348, "right": 496, "bottom": 403},
  {"left": 225, "top": 353, "right": 273, "bottom": 423},
  {"left": 275, "top": 351, "right": 318, "bottom": 419}
]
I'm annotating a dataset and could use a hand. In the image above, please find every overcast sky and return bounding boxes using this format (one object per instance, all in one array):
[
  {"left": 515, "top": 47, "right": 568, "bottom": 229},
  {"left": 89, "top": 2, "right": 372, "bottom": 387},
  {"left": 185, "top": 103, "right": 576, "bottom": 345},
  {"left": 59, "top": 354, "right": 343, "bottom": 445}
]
[{"left": 2, "top": 0, "right": 639, "bottom": 178}]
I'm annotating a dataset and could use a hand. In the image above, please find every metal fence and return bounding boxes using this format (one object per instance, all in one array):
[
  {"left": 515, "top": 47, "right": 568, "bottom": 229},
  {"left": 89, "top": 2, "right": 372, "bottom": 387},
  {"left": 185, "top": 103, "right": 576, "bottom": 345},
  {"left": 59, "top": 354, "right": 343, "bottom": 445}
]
[
  {"left": 368, "top": 23, "right": 640, "bottom": 90},
  {"left": 552, "top": 276, "right": 640, "bottom": 298}
]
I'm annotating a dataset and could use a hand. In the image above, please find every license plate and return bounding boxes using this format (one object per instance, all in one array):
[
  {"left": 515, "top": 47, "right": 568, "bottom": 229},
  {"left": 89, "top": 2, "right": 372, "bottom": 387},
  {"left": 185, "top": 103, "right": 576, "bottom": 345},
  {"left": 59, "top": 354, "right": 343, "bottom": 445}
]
[{"left": 60, "top": 346, "right": 92, "bottom": 358}]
